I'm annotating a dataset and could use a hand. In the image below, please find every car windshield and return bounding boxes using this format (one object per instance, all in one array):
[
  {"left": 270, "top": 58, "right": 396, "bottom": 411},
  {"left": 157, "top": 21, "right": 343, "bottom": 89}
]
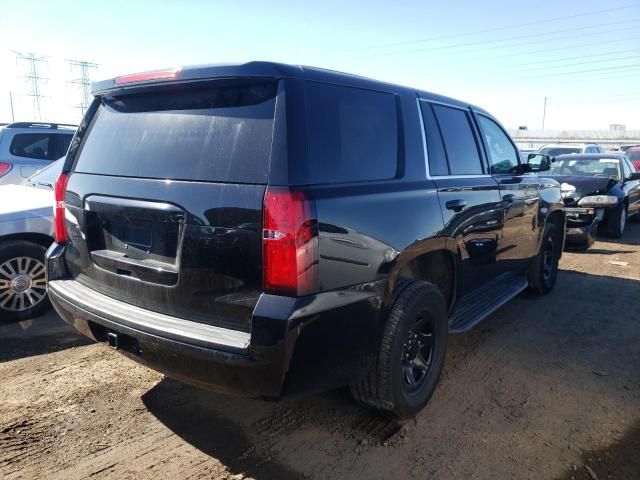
[
  {"left": 548, "top": 157, "right": 621, "bottom": 180},
  {"left": 628, "top": 151, "right": 640, "bottom": 161},
  {"left": 538, "top": 146, "right": 581, "bottom": 156}
]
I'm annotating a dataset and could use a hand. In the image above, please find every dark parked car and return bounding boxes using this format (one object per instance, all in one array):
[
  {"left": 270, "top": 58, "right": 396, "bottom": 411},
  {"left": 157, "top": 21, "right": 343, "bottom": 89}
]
[
  {"left": 46, "top": 62, "right": 565, "bottom": 418},
  {"left": 543, "top": 153, "right": 640, "bottom": 247},
  {"left": 619, "top": 144, "right": 640, "bottom": 153}
]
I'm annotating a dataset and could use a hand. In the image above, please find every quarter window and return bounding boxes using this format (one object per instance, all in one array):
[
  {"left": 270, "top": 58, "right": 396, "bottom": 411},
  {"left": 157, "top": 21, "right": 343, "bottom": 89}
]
[
  {"left": 302, "top": 82, "right": 398, "bottom": 184},
  {"left": 432, "top": 105, "right": 483, "bottom": 175},
  {"left": 476, "top": 115, "right": 519, "bottom": 174}
]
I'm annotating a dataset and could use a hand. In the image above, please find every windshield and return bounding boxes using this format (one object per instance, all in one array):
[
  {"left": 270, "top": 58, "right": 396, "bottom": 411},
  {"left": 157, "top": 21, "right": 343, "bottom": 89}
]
[
  {"left": 548, "top": 157, "right": 621, "bottom": 180},
  {"left": 539, "top": 146, "right": 581, "bottom": 156},
  {"left": 628, "top": 151, "right": 640, "bottom": 162}
]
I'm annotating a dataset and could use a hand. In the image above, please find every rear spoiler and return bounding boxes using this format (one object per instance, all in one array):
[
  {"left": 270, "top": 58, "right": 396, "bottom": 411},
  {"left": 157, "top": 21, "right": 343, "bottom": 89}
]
[{"left": 91, "top": 61, "right": 303, "bottom": 95}]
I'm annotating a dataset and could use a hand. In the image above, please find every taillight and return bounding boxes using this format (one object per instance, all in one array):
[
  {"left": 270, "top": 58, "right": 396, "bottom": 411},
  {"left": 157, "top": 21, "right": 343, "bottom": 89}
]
[
  {"left": 54, "top": 173, "right": 70, "bottom": 244},
  {"left": 263, "top": 187, "right": 318, "bottom": 296},
  {"left": 0, "top": 162, "right": 11, "bottom": 177}
]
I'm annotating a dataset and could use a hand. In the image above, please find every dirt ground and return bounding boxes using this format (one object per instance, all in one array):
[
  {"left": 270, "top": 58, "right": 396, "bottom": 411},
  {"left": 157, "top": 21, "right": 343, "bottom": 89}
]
[{"left": 1, "top": 225, "right": 639, "bottom": 480}]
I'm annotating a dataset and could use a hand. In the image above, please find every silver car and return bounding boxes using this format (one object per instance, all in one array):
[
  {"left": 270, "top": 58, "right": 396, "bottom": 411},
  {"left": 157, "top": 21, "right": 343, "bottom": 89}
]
[
  {"left": 0, "top": 158, "right": 62, "bottom": 320},
  {"left": 0, "top": 122, "right": 76, "bottom": 186}
]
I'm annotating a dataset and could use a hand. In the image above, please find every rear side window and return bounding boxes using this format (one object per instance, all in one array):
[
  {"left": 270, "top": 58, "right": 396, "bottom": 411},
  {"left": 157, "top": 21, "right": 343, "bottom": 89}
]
[
  {"left": 301, "top": 82, "right": 398, "bottom": 184},
  {"left": 73, "top": 81, "right": 277, "bottom": 183},
  {"left": 476, "top": 115, "right": 519, "bottom": 174},
  {"left": 10, "top": 133, "right": 72, "bottom": 160},
  {"left": 432, "top": 105, "right": 483, "bottom": 175}
]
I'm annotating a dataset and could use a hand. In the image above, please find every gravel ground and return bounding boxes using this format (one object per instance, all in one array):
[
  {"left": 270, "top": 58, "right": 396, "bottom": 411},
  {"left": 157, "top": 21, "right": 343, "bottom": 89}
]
[{"left": 1, "top": 224, "right": 639, "bottom": 480}]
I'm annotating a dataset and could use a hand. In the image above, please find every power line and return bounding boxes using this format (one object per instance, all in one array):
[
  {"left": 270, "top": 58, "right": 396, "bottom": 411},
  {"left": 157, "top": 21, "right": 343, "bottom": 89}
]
[
  {"left": 438, "top": 48, "right": 640, "bottom": 76},
  {"left": 364, "top": 3, "right": 640, "bottom": 50},
  {"left": 477, "top": 54, "right": 640, "bottom": 76},
  {"left": 466, "top": 48, "right": 639, "bottom": 71},
  {"left": 66, "top": 59, "right": 99, "bottom": 116},
  {"left": 548, "top": 70, "right": 640, "bottom": 83},
  {"left": 509, "top": 63, "right": 640, "bottom": 80},
  {"left": 417, "top": 35, "right": 640, "bottom": 65},
  {"left": 13, "top": 51, "right": 49, "bottom": 120},
  {"left": 561, "top": 91, "right": 640, "bottom": 101},
  {"left": 370, "top": 20, "right": 640, "bottom": 58}
]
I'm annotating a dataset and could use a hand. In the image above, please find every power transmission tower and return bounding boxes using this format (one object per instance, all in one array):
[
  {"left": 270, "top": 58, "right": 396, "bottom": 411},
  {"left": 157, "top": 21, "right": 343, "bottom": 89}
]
[
  {"left": 67, "top": 59, "right": 99, "bottom": 116},
  {"left": 13, "top": 51, "right": 49, "bottom": 120}
]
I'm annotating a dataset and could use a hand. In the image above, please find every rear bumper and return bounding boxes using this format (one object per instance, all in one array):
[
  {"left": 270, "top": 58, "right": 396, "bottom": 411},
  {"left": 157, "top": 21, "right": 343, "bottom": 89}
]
[
  {"left": 48, "top": 278, "right": 286, "bottom": 397},
  {"left": 46, "top": 243, "right": 384, "bottom": 398}
]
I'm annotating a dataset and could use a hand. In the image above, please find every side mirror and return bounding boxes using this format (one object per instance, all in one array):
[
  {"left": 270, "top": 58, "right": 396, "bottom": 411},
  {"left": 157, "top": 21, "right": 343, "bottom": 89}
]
[
  {"left": 628, "top": 172, "right": 640, "bottom": 181},
  {"left": 526, "top": 153, "right": 552, "bottom": 172}
]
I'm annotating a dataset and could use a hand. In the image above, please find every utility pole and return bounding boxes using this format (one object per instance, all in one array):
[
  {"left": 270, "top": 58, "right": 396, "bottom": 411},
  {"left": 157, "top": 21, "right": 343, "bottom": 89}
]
[
  {"left": 13, "top": 51, "right": 49, "bottom": 120},
  {"left": 542, "top": 96, "right": 548, "bottom": 131},
  {"left": 9, "top": 91, "right": 15, "bottom": 122},
  {"left": 67, "top": 59, "right": 99, "bottom": 116}
]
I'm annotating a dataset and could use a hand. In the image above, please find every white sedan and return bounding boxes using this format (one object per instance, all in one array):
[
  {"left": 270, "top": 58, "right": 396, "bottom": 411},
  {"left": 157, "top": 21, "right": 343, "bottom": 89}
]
[{"left": 0, "top": 158, "right": 62, "bottom": 320}]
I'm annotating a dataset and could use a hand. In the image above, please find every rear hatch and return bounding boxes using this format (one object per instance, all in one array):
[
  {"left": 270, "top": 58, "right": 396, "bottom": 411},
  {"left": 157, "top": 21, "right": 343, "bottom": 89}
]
[{"left": 63, "top": 79, "right": 281, "bottom": 332}]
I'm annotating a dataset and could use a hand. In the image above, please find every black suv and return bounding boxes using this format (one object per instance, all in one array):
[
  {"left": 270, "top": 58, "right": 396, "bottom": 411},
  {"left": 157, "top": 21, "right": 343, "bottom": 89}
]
[{"left": 46, "top": 62, "right": 565, "bottom": 418}]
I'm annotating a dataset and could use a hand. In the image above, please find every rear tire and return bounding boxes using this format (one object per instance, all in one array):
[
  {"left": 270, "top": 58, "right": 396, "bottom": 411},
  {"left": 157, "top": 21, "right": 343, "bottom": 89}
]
[
  {"left": 0, "top": 241, "right": 51, "bottom": 322},
  {"left": 527, "top": 223, "right": 562, "bottom": 295},
  {"left": 350, "top": 279, "right": 448, "bottom": 418},
  {"left": 605, "top": 203, "right": 626, "bottom": 239}
]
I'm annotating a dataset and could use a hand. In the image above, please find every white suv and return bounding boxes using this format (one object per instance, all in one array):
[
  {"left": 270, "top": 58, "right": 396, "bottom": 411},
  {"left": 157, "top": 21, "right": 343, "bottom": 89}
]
[{"left": 0, "top": 122, "right": 76, "bottom": 185}]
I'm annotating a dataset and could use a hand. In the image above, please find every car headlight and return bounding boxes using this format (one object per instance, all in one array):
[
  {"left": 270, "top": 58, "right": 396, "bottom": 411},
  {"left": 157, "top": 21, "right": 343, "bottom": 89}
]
[
  {"left": 560, "top": 182, "right": 576, "bottom": 198},
  {"left": 577, "top": 195, "right": 618, "bottom": 207}
]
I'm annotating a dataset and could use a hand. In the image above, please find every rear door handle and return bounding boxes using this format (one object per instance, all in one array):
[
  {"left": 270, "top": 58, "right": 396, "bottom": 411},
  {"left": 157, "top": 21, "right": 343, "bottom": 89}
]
[
  {"left": 503, "top": 194, "right": 515, "bottom": 203},
  {"left": 445, "top": 199, "right": 467, "bottom": 212}
]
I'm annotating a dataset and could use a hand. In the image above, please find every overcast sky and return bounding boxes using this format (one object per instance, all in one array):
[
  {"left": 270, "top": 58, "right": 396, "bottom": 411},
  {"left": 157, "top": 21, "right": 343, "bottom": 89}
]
[{"left": 0, "top": 0, "right": 638, "bottom": 130}]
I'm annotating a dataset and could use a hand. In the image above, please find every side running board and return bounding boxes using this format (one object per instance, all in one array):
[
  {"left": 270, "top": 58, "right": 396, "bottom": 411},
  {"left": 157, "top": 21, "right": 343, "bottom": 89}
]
[{"left": 449, "top": 273, "right": 528, "bottom": 333}]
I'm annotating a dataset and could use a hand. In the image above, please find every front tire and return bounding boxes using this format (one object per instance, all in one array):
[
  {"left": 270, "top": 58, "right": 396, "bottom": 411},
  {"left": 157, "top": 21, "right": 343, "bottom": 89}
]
[
  {"left": 350, "top": 280, "right": 448, "bottom": 418},
  {"left": 528, "top": 223, "right": 562, "bottom": 295},
  {"left": 0, "top": 241, "right": 51, "bottom": 322},
  {"left": 605, "top": 203, "right": 627, "bottom": 238}
]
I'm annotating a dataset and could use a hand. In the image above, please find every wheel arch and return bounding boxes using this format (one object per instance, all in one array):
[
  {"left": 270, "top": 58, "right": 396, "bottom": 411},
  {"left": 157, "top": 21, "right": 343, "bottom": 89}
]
[
  {"left": 545, "top": 207, "right": 566, "bottom": 254},
  {"left": 388, "top": 246, "right": 457, "bottom": 312},
  {"left": 0, "top": 232, "right": 54, "bottom": 249}
]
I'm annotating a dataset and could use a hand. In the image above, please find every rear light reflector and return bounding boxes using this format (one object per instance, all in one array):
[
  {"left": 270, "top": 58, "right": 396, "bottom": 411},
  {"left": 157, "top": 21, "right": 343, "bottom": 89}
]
[
  {"left": 263, "top": 187, "right": 318, "bottom": 296},
  {"left": 115, "top": 68, "right": 180, "bottom": 85},
  {"left": 0, "top": 162, "right": 11, "bottom": 177},
  {"left": 54, "top": 173, "right": 70, "bottom": 244}
]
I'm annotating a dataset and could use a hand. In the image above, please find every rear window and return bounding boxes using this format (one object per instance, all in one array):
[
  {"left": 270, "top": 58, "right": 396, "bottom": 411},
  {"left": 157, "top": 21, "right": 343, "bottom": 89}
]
[
  {"left": 10, "top": 133, "right": 73, "bottom": 160},
  {"left": 73, "top": 81, "right": 278, "bottom": 183},
  {"left": 298, "top": 82, "right": 398, "bottom": 184},
  {"left": 539, "top": 147, "right": 581, "bottom": 156}
]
